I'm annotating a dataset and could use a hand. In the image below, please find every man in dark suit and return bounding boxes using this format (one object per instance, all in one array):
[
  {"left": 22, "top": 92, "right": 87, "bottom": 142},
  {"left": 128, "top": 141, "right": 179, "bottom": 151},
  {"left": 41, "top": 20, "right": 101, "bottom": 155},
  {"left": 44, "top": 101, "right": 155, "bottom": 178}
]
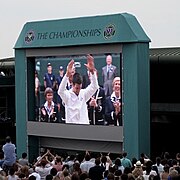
[{"left": 102, "top": 54, "right": 117, "bottom": 97}]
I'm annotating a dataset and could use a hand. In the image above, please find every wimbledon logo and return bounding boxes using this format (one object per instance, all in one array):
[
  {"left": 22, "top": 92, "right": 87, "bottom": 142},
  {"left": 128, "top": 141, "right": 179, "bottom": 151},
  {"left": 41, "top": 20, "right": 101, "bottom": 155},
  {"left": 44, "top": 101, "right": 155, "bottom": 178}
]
[
  {"left": 24, "top": 30, "right": 35, "bottom": 44},
  {"left": 104, "top": 24, "right": 116, "bottom": 40}
]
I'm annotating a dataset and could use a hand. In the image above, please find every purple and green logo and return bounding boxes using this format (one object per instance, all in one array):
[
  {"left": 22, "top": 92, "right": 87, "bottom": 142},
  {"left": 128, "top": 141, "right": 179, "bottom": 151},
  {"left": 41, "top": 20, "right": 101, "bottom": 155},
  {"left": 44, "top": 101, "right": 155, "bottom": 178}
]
[
  {"left": 24, "top": 30, "right": 35, "bottom": 44},
  {"left": 104, "top": 24, "right": 116, "bottom": 40}
]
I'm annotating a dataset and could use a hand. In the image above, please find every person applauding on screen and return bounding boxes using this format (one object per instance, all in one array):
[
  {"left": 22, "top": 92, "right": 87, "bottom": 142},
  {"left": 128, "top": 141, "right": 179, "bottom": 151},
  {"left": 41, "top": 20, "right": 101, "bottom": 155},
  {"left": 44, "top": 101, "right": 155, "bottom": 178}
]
[{"left": 58, "top": 54, "right": 99, "bottom": 124}]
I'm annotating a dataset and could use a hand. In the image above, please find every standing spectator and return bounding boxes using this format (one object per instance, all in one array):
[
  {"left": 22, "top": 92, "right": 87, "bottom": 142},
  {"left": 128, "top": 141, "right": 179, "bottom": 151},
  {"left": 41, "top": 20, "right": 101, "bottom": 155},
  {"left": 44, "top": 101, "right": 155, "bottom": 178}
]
[
  {"left": 53, "top": 156, "right": 63, "bottom": 172},
  {"left": 34, "top": 159, "right": 52, "bottom": 180},
  {"left": 102, "top": 54, "right": 117, "bottom": 97},
  {"left": 40, "top": 87, "right": 59, "bottom": 122},
  {"left": 132, "top": 161, "right": 143, "bottom": 179},
  {"left": 44, "top": 63, "right": 56, "bottom": 90},
  {"left": 55, "top": 66, "right": 65, "bottom": 122},
  {"left": 80, "top": 154, "right": 95, "bottom": 173},
  {"left": 58, "top": 54, "right": 98, "bottom": 124},
  {"left": 89, "top": 158, "right": 104, "bottom": 180},
  {"left": 2, "top": 136, "right": 16, "bottom": 172},
  {"left": 56, "top": 66, "right": 64, "bottom": 90},
  {"left": 113, "top": 158, "right": 125, "bottom": 173},
  {"left": 105, "top": 77, "right": 121, "bottom": 126},
  {"left": 143, "top": 161, "right": 157, "bottom": 180},
  {"left": 153, "top": 156, "right": 164, "bottom": 175},
  {"left": 65, "top": 155, "right": 75, "bottom": 174},
  {"left": 121, "top": 152, "right": 132, "bottom": 169},
  {"left": 160, "top": 164, "right": 170, "bottom": 180}
]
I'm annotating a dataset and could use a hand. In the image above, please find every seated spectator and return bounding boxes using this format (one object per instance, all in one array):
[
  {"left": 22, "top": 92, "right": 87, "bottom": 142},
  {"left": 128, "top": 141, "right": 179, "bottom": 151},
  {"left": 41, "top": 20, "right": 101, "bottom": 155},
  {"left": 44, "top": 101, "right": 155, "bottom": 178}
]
[{"left": 18, "top": 152, "right": 29, "bottom": 167}]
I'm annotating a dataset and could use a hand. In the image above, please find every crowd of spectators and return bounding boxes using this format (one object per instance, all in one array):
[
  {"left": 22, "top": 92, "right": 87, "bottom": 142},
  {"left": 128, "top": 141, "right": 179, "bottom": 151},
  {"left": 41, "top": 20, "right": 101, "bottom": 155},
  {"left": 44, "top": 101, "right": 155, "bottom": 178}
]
[{"left": 1, "top": 140, "right": 180, "bottom": 180}]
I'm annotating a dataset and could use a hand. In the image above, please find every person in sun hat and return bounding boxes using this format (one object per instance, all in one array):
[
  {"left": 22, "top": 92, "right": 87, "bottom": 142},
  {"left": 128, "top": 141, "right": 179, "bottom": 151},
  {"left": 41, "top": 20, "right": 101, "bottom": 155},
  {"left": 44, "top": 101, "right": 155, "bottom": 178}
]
[{"left": 132, "top": 161, "right": 143, "bottom": 178}]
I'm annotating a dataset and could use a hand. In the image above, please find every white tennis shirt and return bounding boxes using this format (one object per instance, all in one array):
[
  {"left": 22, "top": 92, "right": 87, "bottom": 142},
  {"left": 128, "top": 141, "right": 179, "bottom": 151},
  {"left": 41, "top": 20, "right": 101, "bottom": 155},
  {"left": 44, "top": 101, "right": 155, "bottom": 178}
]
[{"left": 58, "top": 73, "right": 98, "bottom": 124}]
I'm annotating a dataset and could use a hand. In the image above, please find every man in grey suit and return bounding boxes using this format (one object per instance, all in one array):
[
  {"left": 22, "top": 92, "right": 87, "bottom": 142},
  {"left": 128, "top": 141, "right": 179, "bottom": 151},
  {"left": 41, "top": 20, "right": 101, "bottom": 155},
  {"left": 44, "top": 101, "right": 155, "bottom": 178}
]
[{"left": 102, "top": 54, "right": 117, "bottom": 97}]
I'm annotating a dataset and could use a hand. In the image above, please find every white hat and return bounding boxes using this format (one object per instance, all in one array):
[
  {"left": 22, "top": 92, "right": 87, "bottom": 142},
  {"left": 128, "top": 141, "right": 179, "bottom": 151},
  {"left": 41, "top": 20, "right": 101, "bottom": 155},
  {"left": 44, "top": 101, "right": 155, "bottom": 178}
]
[{"left": 134, "top": 161, "right": 143, "bottom": 167}]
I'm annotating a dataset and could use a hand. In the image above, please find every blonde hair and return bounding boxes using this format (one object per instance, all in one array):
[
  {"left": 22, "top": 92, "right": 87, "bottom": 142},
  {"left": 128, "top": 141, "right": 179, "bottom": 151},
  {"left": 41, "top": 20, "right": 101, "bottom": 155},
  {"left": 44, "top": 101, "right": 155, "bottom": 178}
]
[{"left": 112, "top": 77, "right": 120, "bottom": 87}]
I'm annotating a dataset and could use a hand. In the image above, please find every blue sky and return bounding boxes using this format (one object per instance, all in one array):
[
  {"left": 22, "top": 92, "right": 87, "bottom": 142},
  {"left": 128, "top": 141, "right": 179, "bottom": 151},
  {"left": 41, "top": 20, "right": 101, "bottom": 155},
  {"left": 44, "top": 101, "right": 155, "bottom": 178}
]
[{"left": 0, "top": 0, "right": 179, "bottom": 58}]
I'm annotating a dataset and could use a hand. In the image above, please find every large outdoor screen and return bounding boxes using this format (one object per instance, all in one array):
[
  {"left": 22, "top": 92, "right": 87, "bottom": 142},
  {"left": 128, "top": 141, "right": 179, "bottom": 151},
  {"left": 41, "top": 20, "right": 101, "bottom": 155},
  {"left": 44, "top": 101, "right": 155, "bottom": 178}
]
[{"left": 34, "top": 53, "right": 121, "bottom": 126}]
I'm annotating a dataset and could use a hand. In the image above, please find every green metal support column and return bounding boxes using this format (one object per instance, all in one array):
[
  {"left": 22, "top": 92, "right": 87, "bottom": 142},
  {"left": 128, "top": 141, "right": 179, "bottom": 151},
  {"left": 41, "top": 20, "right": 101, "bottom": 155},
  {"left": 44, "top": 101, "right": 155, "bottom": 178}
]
[
  {"left": 123, "top": 43, "right": 150, "bottom": 158},
  {"left": 15, "top": 49, "right": 27, "bottom": 158}
]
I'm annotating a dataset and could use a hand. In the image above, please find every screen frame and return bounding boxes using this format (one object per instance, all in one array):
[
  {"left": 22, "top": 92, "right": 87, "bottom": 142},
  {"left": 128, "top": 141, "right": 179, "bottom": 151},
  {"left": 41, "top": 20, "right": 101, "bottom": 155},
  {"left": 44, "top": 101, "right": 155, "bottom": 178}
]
[{"left": 26, "top": 44, "right": 123, "bottom": 153}]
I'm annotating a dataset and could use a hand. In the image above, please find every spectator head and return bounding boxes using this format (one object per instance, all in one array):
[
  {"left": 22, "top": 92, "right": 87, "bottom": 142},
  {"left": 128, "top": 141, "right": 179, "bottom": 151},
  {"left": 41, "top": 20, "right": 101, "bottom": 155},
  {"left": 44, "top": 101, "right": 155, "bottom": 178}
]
[
  {"left": 107, "top": 173, "right": 115, "bottom": 180},
  {"left": 79, "top": 172, "right": 88, "bottom": 180},
  {"left": 95, "top": 158, "right": 101, "bottom": 166},
  {"left": 106, "top": 55, "right": 112, "bottom": 65},
  {"left": 50, "top": 168, "right": 57, "bottom": 176},
  {"left": 134, "top": 161, "right": 143, "bottom": 168},
  {"left": 59, "top": 66, "right": 64, "bottom": 71},
  {"left": 5, "top": 136, "right": 11, "bottom": 143},
  {"left": 114, "top": 158, "right": 122, "bottom": 166},
  {"left": 55, "top": 156, "right": 62, "bottom": 164},
  {"left": 121, "top": 173, "right": 128, "bottom": 180},
  {"left": 29, "top": 175, "right": 36, "bottom": 180},
  {"left": 47, "top": 63, "right": 52, "bottom": 73},
  {"left": 44, "top": 87, "right": 54, "bottom": 103},
  {"left": 71, "top": 173, "right": 79, "bottom": 180},
  {"left": 40, "top": 159, "right": 47, "bottom": 167},
  {"left": 22, "top": 152, "right": 27, "bottom": 159},
  {"left": 115, "top": 169, "right": 122, "bottom": 176},
  {"left": 122, "top": 151, "right": 127, "bottom": 158},
  {"left": 163, "top": 164, "right": 170, "bottom": 173},
  {"left": 44, "top": 87, "right": 53, "bottom": 98},
  {"left": 9, "top": 167, "right": 15, "bottom": 176},
  {"left": 112, "top": 77, "right": 120, "bottom": 93},
  {"left": 46, "top": 174, "right": 53, "bottom": 180},
  {"left": 84, "top": 154, "right": 91, "bottom": 161}
]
